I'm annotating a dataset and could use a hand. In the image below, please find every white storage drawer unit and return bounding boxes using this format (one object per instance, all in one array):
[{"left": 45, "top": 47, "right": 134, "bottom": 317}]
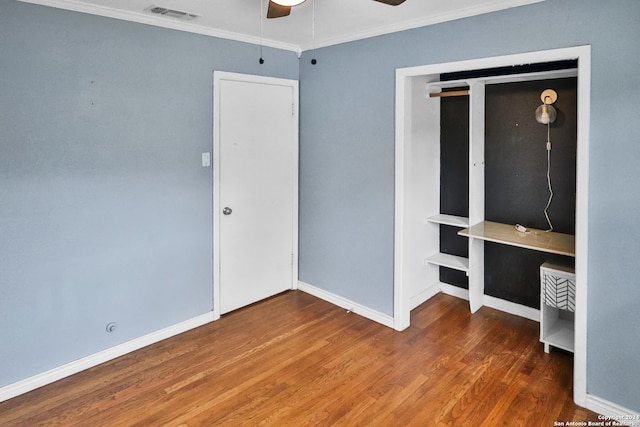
[{"left": 540, "top": 262, "right": 576, "bottom": 353}]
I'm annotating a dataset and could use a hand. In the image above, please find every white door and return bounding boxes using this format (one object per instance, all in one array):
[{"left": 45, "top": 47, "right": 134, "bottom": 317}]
[{"left": 213, "top": 72, "right": 298, "bottom": 315}]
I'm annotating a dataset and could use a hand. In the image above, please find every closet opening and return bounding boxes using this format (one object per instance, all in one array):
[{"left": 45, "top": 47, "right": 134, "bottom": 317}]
[{"left": 393, "top": 46, "right": 590, "bottom": 406}]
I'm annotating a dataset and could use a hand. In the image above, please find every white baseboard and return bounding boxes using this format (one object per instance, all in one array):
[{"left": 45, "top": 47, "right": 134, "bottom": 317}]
[
  {"left": 409, "top": 282, "right": 441, "bottom": 310},
  {"left": 587, "top": 394, "right": 640, "bottom": 420},
  {"left": 297, "top": 281, "right": 395, "bottom": 329},
  {"left": 483, "top": 294, "right": 540, "bottom": 322},
  {"left": 0, "top": 311, "right": 216, "bottom": 403},
  {"left": 439, "top": 282, "right": 470, "bottom": 301},
  {"left": 436, "top": 283, "right": 540, "bottom": 322}
]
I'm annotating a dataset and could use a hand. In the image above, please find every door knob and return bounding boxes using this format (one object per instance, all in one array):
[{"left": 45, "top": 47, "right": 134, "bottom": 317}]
[{"left": 222, "top": 207, "right": 232, "bottom": 215}]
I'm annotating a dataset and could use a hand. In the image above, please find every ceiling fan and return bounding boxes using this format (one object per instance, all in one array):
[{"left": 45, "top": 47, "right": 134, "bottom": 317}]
[{"left": 267, "top": 0, "right": 407, "bottom": 19}]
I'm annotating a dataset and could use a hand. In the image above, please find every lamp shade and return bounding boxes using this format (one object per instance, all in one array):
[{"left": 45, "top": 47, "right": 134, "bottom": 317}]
[{"left": 535, "top": 104, "right": 557, "bottom": 124}]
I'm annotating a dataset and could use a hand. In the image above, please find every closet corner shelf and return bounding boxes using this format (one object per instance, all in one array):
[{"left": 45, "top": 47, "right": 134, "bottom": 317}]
[
  {"left": 425, "top": 253, "right": 469, "bottom": 272},
  {"left": 426, "top": 214, "right": 469, "bottom": 228},
  {"left": 458, "top": 221, "right": 575, "bottom": 257}
]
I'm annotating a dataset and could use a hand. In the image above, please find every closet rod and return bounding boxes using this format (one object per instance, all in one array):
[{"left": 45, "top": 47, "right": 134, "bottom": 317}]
[{"left": 429, "top": 89, "right": 469, "bottom": 98}]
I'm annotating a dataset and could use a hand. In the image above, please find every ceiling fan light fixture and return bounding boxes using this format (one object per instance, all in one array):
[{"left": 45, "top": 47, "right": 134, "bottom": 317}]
[{"left": 271, "top": 0, "right": 306, "bottom": 6}]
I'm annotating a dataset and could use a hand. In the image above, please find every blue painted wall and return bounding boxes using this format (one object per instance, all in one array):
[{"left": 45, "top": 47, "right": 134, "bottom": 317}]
[
  {"left": 0, "top": 0, "right": 297, "bottom": 387},
  {"left": 2, "top": 0, "right": 639, "bottom": 414},
  {"left": 299, "top": 0, "right": 640, "bottom": 411}
]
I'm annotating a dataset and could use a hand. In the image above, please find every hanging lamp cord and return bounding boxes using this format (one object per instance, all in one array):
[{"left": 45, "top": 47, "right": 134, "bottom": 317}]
[
  {"left": 311, "top": 0, "right": 316, "bottom": 62},
  {"left": 543, "top": 122, "right": 554, "bottom": 232},
  {"left": 259, "top": 0, "right": 264, "bottom": 62}
]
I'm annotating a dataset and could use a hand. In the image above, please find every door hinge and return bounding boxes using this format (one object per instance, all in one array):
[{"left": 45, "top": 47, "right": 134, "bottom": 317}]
[{"left": 292, "top": 102, "right": 295, "bottom": 116}]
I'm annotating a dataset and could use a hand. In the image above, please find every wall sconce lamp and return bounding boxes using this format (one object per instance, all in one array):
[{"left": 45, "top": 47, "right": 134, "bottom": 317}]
[
  {"left": 535, "top": 89, "right": 558, "bottom": 124},
  {"left": 535, "top": 88, "right": 558, "bottom": 232}
]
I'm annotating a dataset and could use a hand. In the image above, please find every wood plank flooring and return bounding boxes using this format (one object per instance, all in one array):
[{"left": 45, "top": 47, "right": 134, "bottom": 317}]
[{"left": 0, "top": 291, "right": 605, "bottom": 426}]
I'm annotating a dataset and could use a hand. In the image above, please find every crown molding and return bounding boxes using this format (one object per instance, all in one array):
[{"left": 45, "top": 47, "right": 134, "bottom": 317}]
[
  {"left": 18, "top": 0, "right": 302, "bottom": 54},
  {"left": 18, "top": 0, "right": 544, "bottom": 59},
  {"left": 299, "top": 0, "right": 544, "bottom": 51}
]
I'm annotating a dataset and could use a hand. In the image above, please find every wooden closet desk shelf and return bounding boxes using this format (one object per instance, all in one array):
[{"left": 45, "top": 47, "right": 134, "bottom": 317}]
[{"left": 458, "top": 221, "right": 575, "bottom": 257}]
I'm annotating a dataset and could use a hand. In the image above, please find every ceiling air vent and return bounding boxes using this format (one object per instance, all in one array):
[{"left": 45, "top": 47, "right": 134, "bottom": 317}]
[{"left": 145, "top": 5, "right": 198, "bottom": 21}]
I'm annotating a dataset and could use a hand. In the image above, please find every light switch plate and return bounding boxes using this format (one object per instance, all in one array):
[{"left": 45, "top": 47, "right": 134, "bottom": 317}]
[{"left": 202, "top": 152, "right": 211, "bottom": 167}]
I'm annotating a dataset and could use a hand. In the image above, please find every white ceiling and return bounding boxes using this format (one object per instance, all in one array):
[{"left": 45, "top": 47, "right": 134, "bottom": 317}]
[{"left": 20, "top": 0, "right": 543, "bottom": 53}]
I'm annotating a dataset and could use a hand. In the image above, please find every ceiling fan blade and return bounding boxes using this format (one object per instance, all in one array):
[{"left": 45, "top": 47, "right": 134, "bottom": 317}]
[
  {"left": 372, "top": 0, "right": 407, "bottom": 5},
  {"left": 267, "top": 1, "right": 291, "bottom": 18}
]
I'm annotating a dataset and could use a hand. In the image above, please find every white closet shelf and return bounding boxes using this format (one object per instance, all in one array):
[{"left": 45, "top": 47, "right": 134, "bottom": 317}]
[
  {"left": 542, "top": 318, "right": 575, "bottom": 353},
  {"left": 426, "top": 214, "right": 469, "bottom": 228},
  {"left": 425, "top": 253, "right": 469, "bottom": 272},
  {"left": 459, "top": 221, "right": 575, "bottom": 257},
  {"left": 425, "top": 68, "right": 577, "bottom": 92}
]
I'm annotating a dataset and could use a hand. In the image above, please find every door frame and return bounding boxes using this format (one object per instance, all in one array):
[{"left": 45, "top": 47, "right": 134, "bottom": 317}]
[
  {"left": 212, "top": 71, "right": 299, "bottom": 320},
  {"left": 393, "top": 46, "right": 591, "bottom": 406}
]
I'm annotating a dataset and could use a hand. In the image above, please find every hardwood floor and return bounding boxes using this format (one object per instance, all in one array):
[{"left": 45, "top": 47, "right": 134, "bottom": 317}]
[{"left": 0, "top": 291, "right": 604, "bottom": 426}]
